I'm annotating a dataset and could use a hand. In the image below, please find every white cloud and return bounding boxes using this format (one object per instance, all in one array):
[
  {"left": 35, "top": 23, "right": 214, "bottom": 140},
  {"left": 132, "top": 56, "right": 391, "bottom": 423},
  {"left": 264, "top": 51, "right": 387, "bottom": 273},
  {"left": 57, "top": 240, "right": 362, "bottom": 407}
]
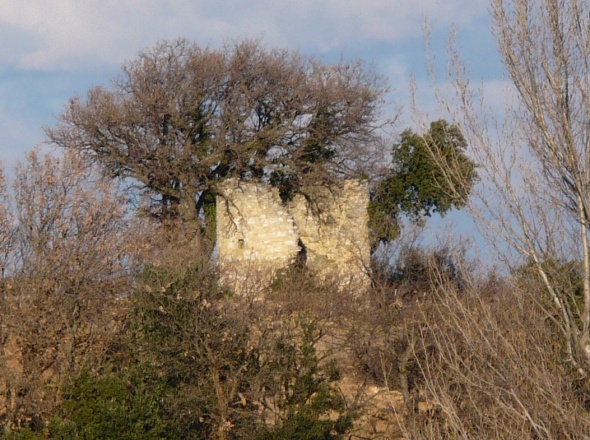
[{"left": 0, "top": 0, "right": 489, "bottom": 71}]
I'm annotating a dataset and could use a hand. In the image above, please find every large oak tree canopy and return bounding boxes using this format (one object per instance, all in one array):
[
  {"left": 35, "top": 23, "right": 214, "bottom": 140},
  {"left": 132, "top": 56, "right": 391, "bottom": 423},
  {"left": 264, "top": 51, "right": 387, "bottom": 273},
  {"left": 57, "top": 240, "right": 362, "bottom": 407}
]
[
  {"left": 46, "top": 39, "right": 389, "bottom": 224},
  {"left": 47, "top": 38, "right": 477, "bottom": 251}
]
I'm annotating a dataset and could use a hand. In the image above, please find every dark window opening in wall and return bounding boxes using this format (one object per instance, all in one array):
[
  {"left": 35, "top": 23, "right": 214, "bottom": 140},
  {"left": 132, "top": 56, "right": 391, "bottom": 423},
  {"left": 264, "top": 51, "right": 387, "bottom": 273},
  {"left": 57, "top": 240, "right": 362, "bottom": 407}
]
[
  {"left": 238, "top": 238, "right": 245, "bottom": 249},
  {"left": 295, "top": 239, "right": 307, "bottom": 269}
]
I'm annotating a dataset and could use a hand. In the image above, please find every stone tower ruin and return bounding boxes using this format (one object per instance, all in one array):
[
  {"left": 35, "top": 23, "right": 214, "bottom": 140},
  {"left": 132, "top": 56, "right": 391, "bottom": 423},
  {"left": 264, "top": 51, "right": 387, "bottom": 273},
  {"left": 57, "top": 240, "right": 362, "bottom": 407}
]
[{"left": 216, "top": 178, "right": 371, "bottom": 293}]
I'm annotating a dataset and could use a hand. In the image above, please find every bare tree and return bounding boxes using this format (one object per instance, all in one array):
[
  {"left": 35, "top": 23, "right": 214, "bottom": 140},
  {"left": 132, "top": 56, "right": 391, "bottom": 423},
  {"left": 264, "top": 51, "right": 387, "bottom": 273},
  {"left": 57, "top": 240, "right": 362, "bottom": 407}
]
[
  {"left": 0, "top": 166, "right": 13, "bottom": 278},
  {"left": 1, "top": 150, "right": 147, "bottom": 426},
  {"left": 409, "top": 272, "right": 590, "bottom": 439},
  {"left": 423, "top": 0, "right": 590, "bottom": 375},
  {"left": 46, "top": 39, "right": 390, "bottom": 229}
]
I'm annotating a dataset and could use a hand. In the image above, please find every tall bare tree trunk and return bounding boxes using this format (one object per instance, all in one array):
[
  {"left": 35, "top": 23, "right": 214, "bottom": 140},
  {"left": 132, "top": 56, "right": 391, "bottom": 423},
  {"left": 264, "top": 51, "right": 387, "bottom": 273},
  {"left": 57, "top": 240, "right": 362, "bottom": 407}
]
[{"left": 422, "top": 0, "right": 590, "bottom": 375}]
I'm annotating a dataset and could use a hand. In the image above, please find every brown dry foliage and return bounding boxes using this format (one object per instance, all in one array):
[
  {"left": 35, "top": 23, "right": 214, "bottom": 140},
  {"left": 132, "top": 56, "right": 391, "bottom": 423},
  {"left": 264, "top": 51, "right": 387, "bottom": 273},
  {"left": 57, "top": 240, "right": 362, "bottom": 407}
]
[
  {"left": 0, "top": 150, "right": 153, "bottom": 428},
  {"left": 266, "top": 246, "right": 590, "bottom": 439},
  {"left": 424, "top": 0, "right": 590, "bottom": 376},
  {"left": 46, "top": 39, "right": 390, "bottom": 224},
  {"left": 403, "top": 275, "right": 590, "bottom": 439},
  {"left": 2, "top": 150, "right": 588, "bottom": 438}
]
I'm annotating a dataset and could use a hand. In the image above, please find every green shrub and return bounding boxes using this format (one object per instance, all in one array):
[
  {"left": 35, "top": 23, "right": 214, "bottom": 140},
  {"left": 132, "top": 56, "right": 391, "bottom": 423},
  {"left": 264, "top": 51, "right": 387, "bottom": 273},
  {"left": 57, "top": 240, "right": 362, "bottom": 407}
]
[
  {"left": 3, "top": 258, "right": 355, "bottom": 439},
  {"left": 256, "top": 320, "right": 354, "bottom": 440},
  {"left": 48, "top": 369, "right": 169, "bottom": 440}
]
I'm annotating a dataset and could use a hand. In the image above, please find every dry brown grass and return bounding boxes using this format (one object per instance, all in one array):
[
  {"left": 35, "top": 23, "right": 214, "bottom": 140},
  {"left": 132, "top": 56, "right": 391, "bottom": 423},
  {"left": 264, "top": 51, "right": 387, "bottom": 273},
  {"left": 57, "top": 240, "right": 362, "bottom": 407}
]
[
  {"left": 266, "top": 246, "right": 590, "bottom": 439},
  {"left": 401, "top": 275, "right": 590, "bottom": 439}
]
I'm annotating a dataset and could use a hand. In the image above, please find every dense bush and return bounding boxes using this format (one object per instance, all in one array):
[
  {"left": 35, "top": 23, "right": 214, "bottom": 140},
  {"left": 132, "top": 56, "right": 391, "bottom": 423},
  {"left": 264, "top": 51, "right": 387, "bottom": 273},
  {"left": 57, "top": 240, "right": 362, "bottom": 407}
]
[
  {"left": 48, "top": 369, "right": 169, "bottom": 440},
  {"left": 255, "top": 321, "right": 353, "bottom": 440},
  {"left": 16, "top": 253, "right": 355, "bottom": 440}
]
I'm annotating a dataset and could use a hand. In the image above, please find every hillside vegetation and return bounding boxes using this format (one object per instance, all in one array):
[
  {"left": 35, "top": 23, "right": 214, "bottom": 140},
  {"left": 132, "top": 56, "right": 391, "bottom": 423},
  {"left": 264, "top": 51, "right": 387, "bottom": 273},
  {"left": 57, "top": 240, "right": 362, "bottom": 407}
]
[
  {"left": 0, "top": 151, "right": 589, "bottom": 439},
  {"left": 4, "top": 0, "right": 590, "bottom": 437}
]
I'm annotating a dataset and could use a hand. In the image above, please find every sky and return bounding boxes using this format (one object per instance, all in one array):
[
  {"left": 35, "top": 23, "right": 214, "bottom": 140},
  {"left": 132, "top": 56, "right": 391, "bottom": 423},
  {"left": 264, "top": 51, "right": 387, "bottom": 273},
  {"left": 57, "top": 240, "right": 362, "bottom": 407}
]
[
  {"left": 0, "top": 0, "right": 501, "bottom": 162},
  {"left": 0, "top": 0, "right": 503, "bottom": 254}
]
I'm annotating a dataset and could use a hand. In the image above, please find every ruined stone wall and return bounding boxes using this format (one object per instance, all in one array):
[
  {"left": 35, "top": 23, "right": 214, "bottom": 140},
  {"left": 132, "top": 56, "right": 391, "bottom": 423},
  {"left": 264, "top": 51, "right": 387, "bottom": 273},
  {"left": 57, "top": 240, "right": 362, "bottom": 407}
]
[
  {"left": 216, "top": 180, "right": 301, "bottom": 292},
  {"left": 289, "top": 180, "right": 370, "bottom": 287},
  {"left": 216, "top": 178, "right": 370, "bottom": 293}
]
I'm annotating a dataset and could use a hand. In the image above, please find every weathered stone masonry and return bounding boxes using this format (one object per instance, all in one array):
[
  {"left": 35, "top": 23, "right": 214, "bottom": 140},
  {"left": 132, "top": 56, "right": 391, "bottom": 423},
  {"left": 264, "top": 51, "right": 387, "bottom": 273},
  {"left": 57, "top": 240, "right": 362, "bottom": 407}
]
[{"left": 216, "top": 178, "right": 371, "bottom": 292}]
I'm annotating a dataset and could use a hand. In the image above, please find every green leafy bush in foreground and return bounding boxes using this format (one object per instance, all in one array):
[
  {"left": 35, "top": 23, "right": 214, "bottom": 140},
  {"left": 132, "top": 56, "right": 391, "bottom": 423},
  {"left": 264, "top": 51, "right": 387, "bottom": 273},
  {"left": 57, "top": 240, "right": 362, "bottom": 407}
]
[
  {"left": 48, "top": 369, "right": 169, "bottom": 440},
  {"left": 4, "top": 260, "right": 354, "bottom": 439}
]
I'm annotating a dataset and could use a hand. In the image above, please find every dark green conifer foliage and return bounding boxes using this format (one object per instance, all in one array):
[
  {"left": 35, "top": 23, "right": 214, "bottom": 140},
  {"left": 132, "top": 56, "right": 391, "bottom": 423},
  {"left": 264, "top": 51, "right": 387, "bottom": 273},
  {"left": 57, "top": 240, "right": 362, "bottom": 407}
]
[{"left": 369, "top": 119, "right": 478, "bottom": 246}]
